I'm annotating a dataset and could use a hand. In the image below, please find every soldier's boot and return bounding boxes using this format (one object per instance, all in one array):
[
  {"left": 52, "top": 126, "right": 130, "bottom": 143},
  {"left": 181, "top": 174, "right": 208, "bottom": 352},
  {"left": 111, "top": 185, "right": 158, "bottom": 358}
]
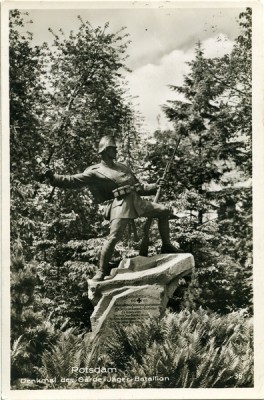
[
  {"left": 161, "top": 243, "right": 182, "bottom": 254},
  {"left": 158, "top": 217, "right": 181, "bottom": 254},
  {"left": 93, "top": 239, "right": 117, "bottom": 281}
]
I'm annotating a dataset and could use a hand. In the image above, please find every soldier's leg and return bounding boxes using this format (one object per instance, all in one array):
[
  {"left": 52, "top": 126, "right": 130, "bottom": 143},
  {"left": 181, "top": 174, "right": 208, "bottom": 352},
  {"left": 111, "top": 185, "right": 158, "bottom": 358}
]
[
  {"left": 94, "top": 218, "right": 129, "bottom": 281},
  {"left": 141, "top": 203, "right": 179, "bottom": 253},
  {"left": 158, "top": 216, "right": 181, "bottom": 252}
]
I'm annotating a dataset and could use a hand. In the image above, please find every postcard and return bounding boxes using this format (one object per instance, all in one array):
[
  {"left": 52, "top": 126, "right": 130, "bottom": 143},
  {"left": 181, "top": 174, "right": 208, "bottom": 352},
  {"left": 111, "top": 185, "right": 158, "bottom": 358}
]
[{"left": 1, "top": 0, "right": 264, "bottom": 399}]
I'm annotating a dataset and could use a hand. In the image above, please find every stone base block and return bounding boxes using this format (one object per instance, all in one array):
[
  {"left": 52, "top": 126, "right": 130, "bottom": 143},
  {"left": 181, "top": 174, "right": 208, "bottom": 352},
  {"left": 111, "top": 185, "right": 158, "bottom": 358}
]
[{"left": 88, "top": 253, "right": 194, "bottom": 337}]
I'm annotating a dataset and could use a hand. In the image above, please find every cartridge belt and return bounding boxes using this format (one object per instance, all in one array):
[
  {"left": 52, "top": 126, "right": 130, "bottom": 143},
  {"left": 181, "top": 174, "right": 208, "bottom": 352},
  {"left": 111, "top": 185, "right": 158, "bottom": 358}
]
[{"left": 112, "top": 183, "right": 141, "bottom": 198}]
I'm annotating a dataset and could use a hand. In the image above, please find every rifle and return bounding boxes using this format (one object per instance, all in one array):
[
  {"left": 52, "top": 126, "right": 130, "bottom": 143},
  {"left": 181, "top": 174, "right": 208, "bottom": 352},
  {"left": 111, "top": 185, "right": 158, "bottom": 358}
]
[{"left": 139, "top": 133, "right": 182, "bottom": 256}]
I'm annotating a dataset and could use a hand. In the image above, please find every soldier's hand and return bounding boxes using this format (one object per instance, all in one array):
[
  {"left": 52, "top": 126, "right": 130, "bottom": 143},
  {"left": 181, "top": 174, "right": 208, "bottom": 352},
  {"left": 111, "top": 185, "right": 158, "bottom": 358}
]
[
  {"left": 42, "top": 167, "right": 54, "bottom": 179},
  {"left": 156, "top": 178, "right": 165, "bottom": 188}
]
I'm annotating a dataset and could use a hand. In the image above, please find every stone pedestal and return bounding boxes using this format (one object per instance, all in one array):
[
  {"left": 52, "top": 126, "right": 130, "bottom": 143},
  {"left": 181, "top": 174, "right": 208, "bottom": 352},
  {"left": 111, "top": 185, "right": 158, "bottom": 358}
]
[{"left": 87, "top": 253, "right": 194, "bottom": 339}]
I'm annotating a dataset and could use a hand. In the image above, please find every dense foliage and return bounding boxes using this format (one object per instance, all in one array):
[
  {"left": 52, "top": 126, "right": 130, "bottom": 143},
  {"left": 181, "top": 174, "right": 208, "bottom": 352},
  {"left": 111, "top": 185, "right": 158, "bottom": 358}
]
[
  {"left": 12, "top": 310, "right": 253, "bottom": 389},
  {"left": 9, "top": 8, "right": 253, "bottom": 388},
  {"left": 146, "top": 8, "right": 252, "bottom": 314}
]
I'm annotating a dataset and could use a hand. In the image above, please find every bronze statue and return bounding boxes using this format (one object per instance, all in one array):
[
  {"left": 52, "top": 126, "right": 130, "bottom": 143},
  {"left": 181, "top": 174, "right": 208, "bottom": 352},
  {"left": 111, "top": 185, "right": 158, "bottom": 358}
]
[{"left": 43, "top": 135, "right": 179, "bottom": 281}]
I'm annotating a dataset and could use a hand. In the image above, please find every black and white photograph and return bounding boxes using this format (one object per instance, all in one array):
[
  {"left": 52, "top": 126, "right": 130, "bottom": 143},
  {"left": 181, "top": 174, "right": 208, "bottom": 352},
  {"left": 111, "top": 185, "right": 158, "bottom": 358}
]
[{"left": 1, "top": 0, "right": 264, "bottom": 399}]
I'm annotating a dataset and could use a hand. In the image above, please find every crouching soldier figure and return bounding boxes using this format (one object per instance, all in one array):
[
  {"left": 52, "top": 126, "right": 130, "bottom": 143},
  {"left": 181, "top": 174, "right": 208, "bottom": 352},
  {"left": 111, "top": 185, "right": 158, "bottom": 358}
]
[{"left": 43, "top": 135, "right": 179, "bottom": 281}]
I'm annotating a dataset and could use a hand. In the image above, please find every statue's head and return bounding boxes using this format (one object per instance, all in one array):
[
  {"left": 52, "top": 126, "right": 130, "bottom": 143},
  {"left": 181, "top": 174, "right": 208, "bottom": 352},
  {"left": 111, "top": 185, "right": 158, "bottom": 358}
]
[{"left": 98, "top": 135, "right": 117, "bottom": 154}]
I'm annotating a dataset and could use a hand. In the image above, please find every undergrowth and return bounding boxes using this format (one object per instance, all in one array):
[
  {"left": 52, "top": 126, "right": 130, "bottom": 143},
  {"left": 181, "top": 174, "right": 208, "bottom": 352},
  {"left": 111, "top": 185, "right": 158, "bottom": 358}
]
[{"left": 13, "top": 308, "right": 253, "bottom": 389}]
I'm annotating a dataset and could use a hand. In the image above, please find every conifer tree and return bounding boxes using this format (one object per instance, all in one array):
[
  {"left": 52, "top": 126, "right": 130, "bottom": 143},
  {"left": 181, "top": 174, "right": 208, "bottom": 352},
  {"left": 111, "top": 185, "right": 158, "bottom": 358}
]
[{"left": 151, "top": 8, "right": 253, "bottom": 313}]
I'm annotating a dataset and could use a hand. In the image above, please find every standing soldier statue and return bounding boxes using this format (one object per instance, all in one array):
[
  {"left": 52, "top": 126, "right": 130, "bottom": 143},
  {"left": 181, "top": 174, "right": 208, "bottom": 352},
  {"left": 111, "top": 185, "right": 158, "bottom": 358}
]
[{"left": 42, "top": 135, "right": 179, "bottom": 281}]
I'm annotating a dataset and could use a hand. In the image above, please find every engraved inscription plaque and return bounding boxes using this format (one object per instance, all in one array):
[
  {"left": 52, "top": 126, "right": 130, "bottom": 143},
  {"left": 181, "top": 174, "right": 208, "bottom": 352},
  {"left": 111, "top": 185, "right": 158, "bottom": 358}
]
[
  {"left": 109, "top": 290, "right": 162, "bottom": 325},
  {"left": 107, "top": 285, "right": 164, "bottom": 327}
]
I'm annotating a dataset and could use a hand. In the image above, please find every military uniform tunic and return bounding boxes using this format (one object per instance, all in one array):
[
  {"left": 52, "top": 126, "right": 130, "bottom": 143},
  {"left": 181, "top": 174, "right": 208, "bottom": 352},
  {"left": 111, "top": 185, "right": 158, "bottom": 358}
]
[{"left": 50, "top": 160, "right": 161, "bottom": 221}]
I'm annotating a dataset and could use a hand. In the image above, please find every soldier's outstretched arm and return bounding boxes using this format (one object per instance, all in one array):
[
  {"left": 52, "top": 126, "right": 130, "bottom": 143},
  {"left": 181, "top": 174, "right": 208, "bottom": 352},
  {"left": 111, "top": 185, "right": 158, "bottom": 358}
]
[
  {"left": 44, "top": 168, "right": 95, "bottom": 189},
  {"left": 52, "top": 168, "right": 97, "bottom": 189}
]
